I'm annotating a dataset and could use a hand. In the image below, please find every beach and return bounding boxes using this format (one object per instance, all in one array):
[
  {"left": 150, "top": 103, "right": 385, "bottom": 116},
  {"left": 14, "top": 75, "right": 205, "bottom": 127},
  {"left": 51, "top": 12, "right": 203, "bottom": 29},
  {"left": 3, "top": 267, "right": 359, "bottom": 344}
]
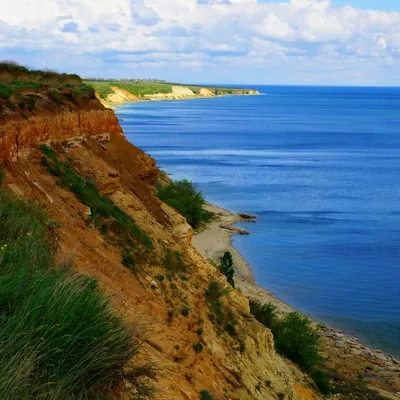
[{"left": 192, "top": 202, "right": 400, "bottom": 400}]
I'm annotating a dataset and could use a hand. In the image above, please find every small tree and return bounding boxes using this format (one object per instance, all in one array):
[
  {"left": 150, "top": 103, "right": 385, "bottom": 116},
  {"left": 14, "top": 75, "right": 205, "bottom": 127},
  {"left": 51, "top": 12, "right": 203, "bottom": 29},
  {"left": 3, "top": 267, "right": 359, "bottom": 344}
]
[{"left": 219, "top": 251, "right": 235, "bottom": 288}]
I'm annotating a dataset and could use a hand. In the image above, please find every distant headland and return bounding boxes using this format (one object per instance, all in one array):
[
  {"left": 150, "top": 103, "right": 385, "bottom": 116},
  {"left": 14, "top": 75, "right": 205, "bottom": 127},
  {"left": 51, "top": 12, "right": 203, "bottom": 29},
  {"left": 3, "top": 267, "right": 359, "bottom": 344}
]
[{"left": 84, "top": 79, "right": 260, "bottom": 107}]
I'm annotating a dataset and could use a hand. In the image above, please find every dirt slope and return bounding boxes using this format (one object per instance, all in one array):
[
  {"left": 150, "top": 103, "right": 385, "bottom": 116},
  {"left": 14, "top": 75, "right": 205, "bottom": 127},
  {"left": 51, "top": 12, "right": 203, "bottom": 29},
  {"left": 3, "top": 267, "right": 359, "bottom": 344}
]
[{"left": 1, "top": 104, "right": 319, "bottom": 400}]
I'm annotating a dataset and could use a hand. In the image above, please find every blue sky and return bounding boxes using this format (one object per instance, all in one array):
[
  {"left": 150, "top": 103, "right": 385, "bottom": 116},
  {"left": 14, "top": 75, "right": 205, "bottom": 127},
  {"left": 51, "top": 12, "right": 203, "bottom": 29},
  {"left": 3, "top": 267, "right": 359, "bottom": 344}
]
[
  {"left": 0, "top": 0, "right": 399, "bottom": 86},
  {"left": 261, "top": 0, "right": 399, "bottom": 12}
]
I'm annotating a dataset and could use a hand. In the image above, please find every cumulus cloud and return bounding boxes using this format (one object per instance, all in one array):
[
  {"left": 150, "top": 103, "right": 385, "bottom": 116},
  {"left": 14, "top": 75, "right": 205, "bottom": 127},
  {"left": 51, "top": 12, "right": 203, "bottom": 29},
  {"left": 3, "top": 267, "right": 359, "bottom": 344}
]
[{"left": 0, "top": 0, "right": 399, "bottom": 84}]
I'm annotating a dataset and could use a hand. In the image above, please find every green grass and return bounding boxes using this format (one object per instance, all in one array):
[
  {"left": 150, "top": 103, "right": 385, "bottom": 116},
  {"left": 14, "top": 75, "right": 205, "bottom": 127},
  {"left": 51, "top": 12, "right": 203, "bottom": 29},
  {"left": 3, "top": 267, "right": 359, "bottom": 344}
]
[
  {"left": 85, "top": 79, "right": 256, "bottom": 100},
  {"left": 85, "top": 80, "right": 173, "bottom": 99},
  {"left": 0, "top": 62, "right": 82, "bottom": 87},
  {"left": 205, "top": 280, "right": 238, "bottom": 333},
  {"left": 40, "top": 145, "right": 152, "bottom": 254},
  {"left": 199, "top": 390, "right": 214, "bottom": 400},
  {"left": 156, "top": 180, "right": 213, "bottom": 229},
  {"left": 0, "top": 186, "right": 148, "bottom": 399},
  {"left": 0, "top": 62, "right": 95, "bottom": 112}
]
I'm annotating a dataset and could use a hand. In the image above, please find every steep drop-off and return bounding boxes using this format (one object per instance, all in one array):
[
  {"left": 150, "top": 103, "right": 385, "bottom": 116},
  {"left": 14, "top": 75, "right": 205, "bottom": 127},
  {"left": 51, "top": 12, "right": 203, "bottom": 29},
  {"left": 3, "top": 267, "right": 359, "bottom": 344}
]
[{"left": 0, "top": 94, "right": 318, "bottom": 399}]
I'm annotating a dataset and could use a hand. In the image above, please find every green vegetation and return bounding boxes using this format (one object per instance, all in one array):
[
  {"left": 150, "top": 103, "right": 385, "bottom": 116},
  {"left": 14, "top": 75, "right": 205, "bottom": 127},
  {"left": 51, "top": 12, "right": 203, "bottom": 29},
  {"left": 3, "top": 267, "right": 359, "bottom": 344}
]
[
  {"left": 205, "top": 280, "right": 228, "bottom": 303},
  {"left": 200, "top": 390, "right": 214, "bottom": 400},
  {"left": 85, "top": 79, "right": 254, "bottom": 100},
  {"left": 85, "top": 80, "right": 173, "bottom": 99},
  {"left": 181, "top": 305, "right": 190, "bottom": 317},
  {"left": 274, "top": 312, "right": 321, "bottom": 372},
  {"left": 0, "top": 185, "right": 150, "bottom": 399},
  {"left": 249, "top": 300, "right": 277, "bottom": 332},
  {"left": 163, "top": 248, "right": 190, "bottom": 275},
  {"left": 193, "top": 342, "right": 203, "bottom": 353},
  {"left": 205, "top": 280, "right": 239, "bottom": 336},
  {"left": 156, "top": 180, "right": 213, "bottom": 229},
  {"left": 122, "top": 247, "right": 136, "bottom": 271},
  {"left": 219, "top": 251, "right": 235, "bottom": 288},
  {"left": 41, "top": 145, "right": 152, "bottom": 252},
  {"left": 0, "top": 62, "right": 95, "bottom": 113},
  {"left": 249, "top": 300, "right": 330, "bottom": 395}
]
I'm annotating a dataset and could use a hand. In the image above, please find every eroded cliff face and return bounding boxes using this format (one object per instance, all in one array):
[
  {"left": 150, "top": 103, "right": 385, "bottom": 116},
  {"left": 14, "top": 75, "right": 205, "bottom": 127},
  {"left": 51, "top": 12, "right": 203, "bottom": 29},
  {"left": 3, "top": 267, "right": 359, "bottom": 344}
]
[
  {"left": 0, "top": 109, "right": 122, "bottom": 162},
  {"left": 0, "top": 105, "right": 318, "bottom": 400}
]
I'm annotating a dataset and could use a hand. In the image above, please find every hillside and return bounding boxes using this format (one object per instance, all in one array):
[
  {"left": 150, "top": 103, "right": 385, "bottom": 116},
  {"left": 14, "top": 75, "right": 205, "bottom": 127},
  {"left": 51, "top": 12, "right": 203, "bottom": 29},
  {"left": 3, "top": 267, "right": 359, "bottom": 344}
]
[
  {"left": 0, "top": 64, "right": 317, "bottom": 400},
  {"left": 85, "top": 79, "right": 260, "bottom": 107},
  {"left": 1, "top": 65, "right": 398, "bottom": 400}
]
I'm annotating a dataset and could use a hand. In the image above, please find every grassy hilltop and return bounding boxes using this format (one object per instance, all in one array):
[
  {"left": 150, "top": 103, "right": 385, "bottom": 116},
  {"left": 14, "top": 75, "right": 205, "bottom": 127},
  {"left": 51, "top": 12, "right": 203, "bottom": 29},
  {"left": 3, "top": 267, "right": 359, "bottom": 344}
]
[
  {"left": 0, "top": 62, "right": 98, "bottom": 118},
  {"left": 85, "top": 79, "right": 257, "bottom": 99}
]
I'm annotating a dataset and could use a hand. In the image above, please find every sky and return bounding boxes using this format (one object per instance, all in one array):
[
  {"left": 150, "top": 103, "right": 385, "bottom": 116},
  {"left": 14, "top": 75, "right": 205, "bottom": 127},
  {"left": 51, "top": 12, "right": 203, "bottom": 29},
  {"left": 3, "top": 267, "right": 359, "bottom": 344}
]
[{"left": 0, "top": 0, "right": 399, "bottom": 86}]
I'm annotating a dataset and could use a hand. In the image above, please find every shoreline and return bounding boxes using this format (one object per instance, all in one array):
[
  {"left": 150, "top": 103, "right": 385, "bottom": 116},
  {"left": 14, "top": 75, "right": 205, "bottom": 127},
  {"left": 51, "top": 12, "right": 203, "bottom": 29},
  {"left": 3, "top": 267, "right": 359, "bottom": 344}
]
[
  {"left": 192, "top": 202, "right": 400, "bottom": 399},
  {"left": 99, "top": 90, "right": 262, "bottom": 109}
]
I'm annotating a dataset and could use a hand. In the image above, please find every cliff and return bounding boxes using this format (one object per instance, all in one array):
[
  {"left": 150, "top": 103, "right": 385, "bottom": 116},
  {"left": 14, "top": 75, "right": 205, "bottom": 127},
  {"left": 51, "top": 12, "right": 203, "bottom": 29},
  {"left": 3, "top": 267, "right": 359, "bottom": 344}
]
[
  {"left": 0, "top": 75, "right": 316, "bottom": 400},
  {"left": 85, "top": 80, "right": 261, "bottom": 108}
]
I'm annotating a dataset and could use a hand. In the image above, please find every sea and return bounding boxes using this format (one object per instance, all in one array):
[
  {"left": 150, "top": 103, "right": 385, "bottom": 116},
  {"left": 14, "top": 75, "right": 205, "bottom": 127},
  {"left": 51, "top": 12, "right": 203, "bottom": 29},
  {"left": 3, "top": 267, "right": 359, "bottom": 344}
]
[{"left": 115, "top": 86, "right": 400, "bottom": 358}]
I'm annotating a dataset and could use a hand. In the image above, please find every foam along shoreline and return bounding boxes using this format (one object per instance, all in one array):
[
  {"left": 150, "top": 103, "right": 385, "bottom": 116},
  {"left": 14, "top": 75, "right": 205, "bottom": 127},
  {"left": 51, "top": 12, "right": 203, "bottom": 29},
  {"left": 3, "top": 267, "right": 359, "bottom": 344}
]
[{"left": 192, "top": 202, "right": 400, "bottom": 399}]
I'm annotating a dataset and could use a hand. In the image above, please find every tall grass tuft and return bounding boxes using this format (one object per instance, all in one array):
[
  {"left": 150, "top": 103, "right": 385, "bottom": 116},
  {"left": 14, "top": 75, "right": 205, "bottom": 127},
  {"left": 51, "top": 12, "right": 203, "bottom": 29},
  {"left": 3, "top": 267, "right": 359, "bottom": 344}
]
[{"left": 0, "top": 186, "right": 149, "bottom": 399}]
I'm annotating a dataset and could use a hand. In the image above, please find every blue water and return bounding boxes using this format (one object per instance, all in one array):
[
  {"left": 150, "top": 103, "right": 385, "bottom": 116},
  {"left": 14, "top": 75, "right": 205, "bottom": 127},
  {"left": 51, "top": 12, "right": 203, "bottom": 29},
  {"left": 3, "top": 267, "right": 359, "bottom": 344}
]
[{"left": 116, "top": 86, "right": 400, "bottom": 357}]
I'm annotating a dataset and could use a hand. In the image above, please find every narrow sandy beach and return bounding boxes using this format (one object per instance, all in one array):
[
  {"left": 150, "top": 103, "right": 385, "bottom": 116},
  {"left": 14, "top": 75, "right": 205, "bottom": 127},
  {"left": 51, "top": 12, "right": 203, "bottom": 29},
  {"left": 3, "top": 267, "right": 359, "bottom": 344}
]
[
  {"left": 192, "top": 203, "right": 400, "bottom": 399},
  {"left": 192, "top": 202, "right": 294, "bottom": 315}
]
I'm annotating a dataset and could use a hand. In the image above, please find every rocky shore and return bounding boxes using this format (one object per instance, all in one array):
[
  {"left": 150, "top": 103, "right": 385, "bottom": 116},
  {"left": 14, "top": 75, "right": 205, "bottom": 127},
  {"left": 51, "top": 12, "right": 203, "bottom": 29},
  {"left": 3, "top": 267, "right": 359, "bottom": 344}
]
[{"left": 192, "top": 203, "right": 400, "bottom": 399}]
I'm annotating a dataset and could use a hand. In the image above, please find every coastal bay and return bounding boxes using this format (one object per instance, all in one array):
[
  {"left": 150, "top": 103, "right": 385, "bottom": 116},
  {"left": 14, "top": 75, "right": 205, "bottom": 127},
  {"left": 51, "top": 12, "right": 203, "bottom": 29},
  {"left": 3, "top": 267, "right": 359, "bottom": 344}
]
[{"left": 192, "top": 202, "right": 400, "bottom": 399}]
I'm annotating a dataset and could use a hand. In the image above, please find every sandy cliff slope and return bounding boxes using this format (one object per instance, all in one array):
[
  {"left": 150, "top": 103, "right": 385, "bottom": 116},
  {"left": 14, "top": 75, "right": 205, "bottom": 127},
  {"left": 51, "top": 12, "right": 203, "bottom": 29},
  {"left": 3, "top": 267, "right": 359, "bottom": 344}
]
[{"left": 0, "top": 101, "right": 319, "bottom": 400}]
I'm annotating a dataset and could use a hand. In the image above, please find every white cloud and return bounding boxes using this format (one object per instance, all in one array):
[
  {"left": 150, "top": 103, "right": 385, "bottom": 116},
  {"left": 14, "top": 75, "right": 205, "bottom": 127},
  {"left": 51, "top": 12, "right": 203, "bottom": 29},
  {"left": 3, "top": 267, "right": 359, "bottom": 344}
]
[{"left": 0, "top": 0, "right": 399, "bottom": 84}]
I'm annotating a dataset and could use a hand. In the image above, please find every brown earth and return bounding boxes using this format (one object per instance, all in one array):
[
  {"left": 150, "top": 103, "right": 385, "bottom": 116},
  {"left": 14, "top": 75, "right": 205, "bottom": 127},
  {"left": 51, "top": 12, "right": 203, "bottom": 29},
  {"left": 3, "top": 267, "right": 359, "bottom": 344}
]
[{"left": 0, "top": 102, "right": 319, "bottom": 399}]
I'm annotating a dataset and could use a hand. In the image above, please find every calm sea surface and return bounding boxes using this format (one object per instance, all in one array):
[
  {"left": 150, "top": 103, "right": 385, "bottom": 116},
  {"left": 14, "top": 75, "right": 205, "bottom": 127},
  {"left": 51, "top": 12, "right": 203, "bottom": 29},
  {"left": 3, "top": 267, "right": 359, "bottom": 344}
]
[{"left": 116, "top": 86, "right": 400, "bottom": 357}]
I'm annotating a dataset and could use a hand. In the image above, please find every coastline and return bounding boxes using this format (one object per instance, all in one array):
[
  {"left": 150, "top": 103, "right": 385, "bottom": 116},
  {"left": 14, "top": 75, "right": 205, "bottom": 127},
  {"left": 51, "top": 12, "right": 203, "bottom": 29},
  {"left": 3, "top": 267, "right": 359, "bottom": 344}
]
[
  {"left": 97, "top": 86, "right": 261, "bottom": 109},
  {"left": 192, "top": 202, "right": 400, "bottom": 399}
]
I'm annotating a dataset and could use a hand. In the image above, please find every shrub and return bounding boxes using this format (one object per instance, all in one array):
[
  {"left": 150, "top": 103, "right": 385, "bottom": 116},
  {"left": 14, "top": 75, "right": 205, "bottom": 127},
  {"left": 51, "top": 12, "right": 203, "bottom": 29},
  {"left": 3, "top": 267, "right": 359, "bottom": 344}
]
[
  {"left": 193, "top": 342, "right": 203, "bottom": 353},
  {"left": 205, "top": 281, "right": 237, "bottom": 331},
  {"left": 163, "top": 248, "right": 188, "bottom": 274},
  {"left": 249, "top": 299, "right": 278, "bottom": 331},
  {"left": 274, "top": 312, "right": 321, "bottom": 372},
  {"left": 225, "top": 323, "right": 237, "bottom": 337},
  {"left": 155, "top": 274, "right": 165, "bottom": 282},
  {"left": 311, "top": 369, "right": 331, "bottom": 394},
  {"left": 239, "top": 340, "right": 246, "bottom": 353},
  {"left": 200, "top": 390, "right": 214, "bottom": 400},
  {"left": 0, "top": 186, "right": 147, "bottom": 399},
  {"left": 205, "top": 280, "right": 226, "bottom": 302},
  {"left": 48, "top": 88, "right": 65, "bottom": 104},
  {"left": 219, "top": 251, "right": 235, "bottom": 287},
  {"left": 156, "top": 180, "right": 213, "bottom": 229},
  {"left": 181, "top": 305, "right": 190, "bottom": 317},
  {"left": 122, "top": 247, "right": 136, "bottom": 270}
]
